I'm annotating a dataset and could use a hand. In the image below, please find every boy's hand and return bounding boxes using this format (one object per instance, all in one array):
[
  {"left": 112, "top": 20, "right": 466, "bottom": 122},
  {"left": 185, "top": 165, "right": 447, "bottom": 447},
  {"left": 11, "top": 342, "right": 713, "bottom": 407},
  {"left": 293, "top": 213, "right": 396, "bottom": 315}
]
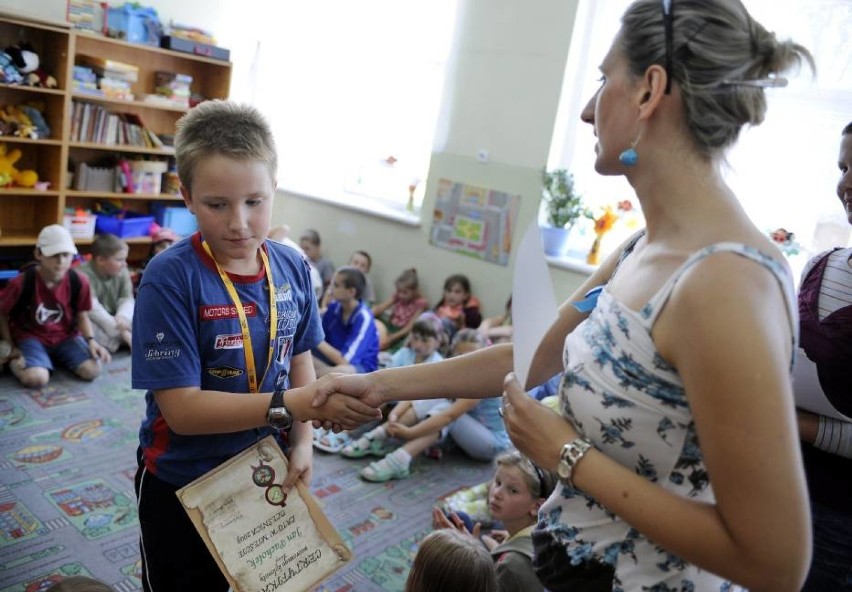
[
  {"left": 282, "top": 442, "right": 312, "bottom": 494},
  {"left": 89, "top": 340, "right": 111, "bottom": 364}
]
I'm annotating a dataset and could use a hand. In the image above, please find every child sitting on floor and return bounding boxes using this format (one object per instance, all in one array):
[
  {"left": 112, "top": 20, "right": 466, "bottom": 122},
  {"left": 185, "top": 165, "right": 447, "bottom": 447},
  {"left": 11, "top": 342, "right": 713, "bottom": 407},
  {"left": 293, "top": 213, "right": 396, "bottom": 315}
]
[
  {"left": 312, "top": 266, "right": 379, "bottom": 376},
  {"left": 78, "top": 233, "right": 134, "bottom": 352},
  {"left": 344, "top": 328, "right": 508, "bottom": 482},
  {"left": 433, "top": 450, "right": 556, "bottom": 592},
  {"left": 433, "top": 273, "right": 481, "bottom": 337},
  {"left": 405, "top": 529, "right": 496, "bottom": 592},
  {"left": 314, "top": 313, "right": 446, "bottom": 453},
  {"left": 372, "top": 267, "right": 429, "bottom": 352}
]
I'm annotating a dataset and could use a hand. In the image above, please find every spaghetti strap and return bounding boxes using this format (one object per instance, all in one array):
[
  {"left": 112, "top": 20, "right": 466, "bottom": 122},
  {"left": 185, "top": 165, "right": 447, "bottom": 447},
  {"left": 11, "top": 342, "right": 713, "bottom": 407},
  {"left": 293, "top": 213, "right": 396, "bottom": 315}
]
[{"left": 641, "top": 243, "right": 798, "bottom": 368}]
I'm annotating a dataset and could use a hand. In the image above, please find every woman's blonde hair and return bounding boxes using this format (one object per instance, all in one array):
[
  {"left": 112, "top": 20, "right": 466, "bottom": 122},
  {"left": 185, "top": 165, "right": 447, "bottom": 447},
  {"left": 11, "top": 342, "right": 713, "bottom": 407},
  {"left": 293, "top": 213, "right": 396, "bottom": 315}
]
[
  {"left": 405, "top": 529, "right": 495, "bottom": 592},
  {"left": 620, "top": 0, "right": 813, "bottom": 158}
]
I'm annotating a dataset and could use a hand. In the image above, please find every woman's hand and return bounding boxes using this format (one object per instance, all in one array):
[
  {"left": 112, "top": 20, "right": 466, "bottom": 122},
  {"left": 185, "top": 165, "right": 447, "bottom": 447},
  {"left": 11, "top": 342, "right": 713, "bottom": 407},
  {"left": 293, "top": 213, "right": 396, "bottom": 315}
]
[
  {"left": 311, "top": 372, "right": 386, "bottom": 412},
  {"left": 502, "top": 372, "right": 577, "bottom": 473}
]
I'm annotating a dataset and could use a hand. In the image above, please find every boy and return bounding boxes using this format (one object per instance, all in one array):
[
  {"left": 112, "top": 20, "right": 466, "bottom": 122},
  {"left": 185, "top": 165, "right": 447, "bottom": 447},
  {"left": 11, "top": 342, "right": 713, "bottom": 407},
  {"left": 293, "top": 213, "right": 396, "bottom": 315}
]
[
  {"left": 131, "top": 101, "right": 378, "bottom": 591},
  {"left": 78, "top": 233, "right": 134, "bottom": 352},
  {"left": 299, "top": 228, "right": 334, "bottom": 291},
  {"left": 312, "top": 266, "right": 379, "bottom": 377},
  {"left": 0, "top": 224, "right": 110, "bottom": 388}
]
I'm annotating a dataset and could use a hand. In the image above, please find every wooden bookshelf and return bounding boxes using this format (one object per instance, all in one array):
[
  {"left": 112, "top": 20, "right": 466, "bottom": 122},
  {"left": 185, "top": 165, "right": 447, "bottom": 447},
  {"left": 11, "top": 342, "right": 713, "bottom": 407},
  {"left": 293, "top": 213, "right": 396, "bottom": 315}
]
[{"left": 0, "top": 15, "right": 231, "bottom": 256}]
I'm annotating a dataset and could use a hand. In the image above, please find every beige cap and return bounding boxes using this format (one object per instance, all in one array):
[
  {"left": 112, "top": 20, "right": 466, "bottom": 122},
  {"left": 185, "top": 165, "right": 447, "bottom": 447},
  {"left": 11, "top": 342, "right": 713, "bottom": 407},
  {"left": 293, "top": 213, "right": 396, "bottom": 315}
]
[{"left": 37, "top": 224, "right": 78, "bottom": 257}]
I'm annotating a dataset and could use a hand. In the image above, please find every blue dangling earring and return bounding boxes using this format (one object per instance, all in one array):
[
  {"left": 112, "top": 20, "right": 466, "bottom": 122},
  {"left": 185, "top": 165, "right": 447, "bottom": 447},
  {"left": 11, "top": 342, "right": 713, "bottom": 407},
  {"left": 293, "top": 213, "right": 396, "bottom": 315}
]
[
  {"left": 618, "top": 134, "right": 640, "bottom": 166},
  {"left": 618, "top": 147, "right": 638, "bottom": 166}
]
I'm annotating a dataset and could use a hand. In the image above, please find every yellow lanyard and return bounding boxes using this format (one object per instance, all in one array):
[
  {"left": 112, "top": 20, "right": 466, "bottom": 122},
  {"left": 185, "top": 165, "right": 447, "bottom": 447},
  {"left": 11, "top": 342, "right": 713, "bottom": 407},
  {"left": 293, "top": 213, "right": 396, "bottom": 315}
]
[{"left": 201, "top": 241, "right": 278, "bottom": 393}]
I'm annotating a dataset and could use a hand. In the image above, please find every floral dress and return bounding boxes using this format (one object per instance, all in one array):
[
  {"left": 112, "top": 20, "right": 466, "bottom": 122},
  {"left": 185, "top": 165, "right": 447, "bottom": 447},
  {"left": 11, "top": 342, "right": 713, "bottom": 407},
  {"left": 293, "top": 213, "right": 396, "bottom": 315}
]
[{"left": 535, "top": 243, "right": 798, "bottom": 592}]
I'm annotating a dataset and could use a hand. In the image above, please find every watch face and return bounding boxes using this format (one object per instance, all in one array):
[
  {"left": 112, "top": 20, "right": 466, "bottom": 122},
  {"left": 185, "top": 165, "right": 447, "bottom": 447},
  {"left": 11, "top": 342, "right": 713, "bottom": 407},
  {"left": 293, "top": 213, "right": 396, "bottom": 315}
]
[
  {"left": 557, "top": 460, "right": 571, "bottom": 480},
  {"left": 268, "top": 408, "right": 292, "bottom": 429},
  {"left": 265, "top": 484, "right": 288, "bottom": 507}
]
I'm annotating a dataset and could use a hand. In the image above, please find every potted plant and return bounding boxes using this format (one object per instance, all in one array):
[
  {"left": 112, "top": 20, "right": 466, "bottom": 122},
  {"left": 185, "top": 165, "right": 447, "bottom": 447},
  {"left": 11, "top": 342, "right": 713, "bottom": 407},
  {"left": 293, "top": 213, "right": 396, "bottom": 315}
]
[{"left": 540, "top": 168, "right": 589, "bottom": 256}]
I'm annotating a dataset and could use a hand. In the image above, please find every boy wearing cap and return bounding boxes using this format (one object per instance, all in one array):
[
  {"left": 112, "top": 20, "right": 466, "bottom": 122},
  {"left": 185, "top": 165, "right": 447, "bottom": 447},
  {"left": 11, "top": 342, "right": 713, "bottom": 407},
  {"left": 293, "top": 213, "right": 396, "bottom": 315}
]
[{"left": 0, "top": 224, "right": 110, "bottom": 387}]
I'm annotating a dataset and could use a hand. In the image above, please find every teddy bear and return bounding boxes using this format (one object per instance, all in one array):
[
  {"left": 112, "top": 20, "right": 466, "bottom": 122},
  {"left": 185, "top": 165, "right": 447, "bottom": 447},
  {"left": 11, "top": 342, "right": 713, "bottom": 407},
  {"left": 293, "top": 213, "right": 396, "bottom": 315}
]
[
  {"left": 0, "top": 105, "right": 37, "bottom": 139},
  {"left": 0, "top": 142, "right": 38, "bottom": 188},
  {"left": 4, "top": 43, "right": 58, "bottom": 89}
]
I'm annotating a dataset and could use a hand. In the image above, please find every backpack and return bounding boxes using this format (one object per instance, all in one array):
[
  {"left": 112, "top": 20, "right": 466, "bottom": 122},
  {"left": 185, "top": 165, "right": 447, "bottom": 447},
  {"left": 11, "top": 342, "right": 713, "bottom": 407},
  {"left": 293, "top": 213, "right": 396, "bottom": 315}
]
[{"left": 8, "top": 266, "right": 83, "bottom": 327}]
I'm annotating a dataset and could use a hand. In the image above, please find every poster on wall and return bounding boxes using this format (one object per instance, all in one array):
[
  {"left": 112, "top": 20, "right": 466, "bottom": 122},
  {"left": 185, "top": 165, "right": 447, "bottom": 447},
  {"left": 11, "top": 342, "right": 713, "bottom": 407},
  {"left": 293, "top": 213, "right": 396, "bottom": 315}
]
[{"left": 429, "top": 179, "right": 521, "bottom": 266}]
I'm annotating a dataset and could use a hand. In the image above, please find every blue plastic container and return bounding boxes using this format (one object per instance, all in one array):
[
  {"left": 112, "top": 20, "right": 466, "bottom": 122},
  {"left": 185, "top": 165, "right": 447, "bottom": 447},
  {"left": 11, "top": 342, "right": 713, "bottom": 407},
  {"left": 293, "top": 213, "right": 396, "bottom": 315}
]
[
  {"left": 95, "top": 212, "right": 156, "bottom": 238},
  {"left": 152, "top": 204, "right": 197, "bottom": 237},
  {"left": 107, "top": 4, "right": 160, "bottom": 46}
]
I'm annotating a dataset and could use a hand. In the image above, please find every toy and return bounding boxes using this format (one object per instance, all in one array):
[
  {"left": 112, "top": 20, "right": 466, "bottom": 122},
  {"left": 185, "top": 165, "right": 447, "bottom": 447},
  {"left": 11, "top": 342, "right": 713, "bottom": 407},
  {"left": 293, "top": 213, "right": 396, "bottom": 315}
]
[
  {"left": 0, "top": 142, "right": 39, "bottom": 188},
  {"left": 5, "top": 43, "right": 58, "bottom": 89},
  {"left": 0, "top": 51, "right": 24, "bottom": 85},
  {"left": 0, "top": 105, "right": 37, "bottom": 139},
  {"left": 20, "top": 103, "right": 51, "bottom": 138}
]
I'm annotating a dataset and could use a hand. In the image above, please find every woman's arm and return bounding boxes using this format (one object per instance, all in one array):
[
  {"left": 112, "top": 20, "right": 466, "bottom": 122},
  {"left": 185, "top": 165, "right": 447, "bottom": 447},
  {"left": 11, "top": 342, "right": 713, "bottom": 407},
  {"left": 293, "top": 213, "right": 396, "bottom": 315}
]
[{"left": 504, "top": 254, "right": 810, "bottom": 591}]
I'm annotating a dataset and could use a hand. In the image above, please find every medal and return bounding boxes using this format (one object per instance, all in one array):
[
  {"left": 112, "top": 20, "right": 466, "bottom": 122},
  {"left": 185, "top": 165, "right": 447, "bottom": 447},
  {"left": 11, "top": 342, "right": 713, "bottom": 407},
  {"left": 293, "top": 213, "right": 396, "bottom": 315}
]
[{"left": 251, "top": 445, "right": 288, "bottom": 507}]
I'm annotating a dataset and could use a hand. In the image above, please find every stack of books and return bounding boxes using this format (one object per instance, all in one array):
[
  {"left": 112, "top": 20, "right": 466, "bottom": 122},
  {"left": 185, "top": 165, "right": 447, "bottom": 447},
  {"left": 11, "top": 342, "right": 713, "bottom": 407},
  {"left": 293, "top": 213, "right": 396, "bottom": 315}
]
[
  {"left": 70, "top": 100, "right": 164, "bottom": 149},
  {"left": 152, "top": 71, "right": 192, "bottom": 109},
  {"left": 75, "top": 55, "right": 138, "bottom": 101}
]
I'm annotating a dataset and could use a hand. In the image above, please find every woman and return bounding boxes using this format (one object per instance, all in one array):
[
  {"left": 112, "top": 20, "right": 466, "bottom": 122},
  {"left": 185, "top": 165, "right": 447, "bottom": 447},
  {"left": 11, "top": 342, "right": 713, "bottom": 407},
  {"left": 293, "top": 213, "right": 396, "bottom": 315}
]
[
  {"left": 316, "top": 1, "right": 813, "bottom": 589},
  {"left": 797, "top": 122, "right": 852, "bottom": 591}
]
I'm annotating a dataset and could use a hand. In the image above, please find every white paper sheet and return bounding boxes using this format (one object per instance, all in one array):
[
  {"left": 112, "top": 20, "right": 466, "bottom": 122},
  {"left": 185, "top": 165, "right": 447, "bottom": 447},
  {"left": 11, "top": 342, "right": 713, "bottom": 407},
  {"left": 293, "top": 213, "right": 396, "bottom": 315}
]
[
  {"left": 511, "top": 221, "right": 558, "bottom": 388},
  {"left": 792, "top": 348, "right": 851, "bottom": 421}
]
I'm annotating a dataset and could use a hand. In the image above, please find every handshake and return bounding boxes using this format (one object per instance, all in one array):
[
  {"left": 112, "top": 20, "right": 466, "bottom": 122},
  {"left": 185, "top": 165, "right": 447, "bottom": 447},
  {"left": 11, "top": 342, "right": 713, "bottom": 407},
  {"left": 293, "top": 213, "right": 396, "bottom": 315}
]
[{"left": 286, "top": 373, "right": 385, "bottom": 433}]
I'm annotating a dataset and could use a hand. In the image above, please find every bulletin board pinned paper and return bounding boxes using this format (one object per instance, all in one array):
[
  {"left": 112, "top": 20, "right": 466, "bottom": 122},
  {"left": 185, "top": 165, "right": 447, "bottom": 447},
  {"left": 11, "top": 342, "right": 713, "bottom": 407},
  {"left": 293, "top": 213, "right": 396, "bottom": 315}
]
[
  {"left": 430, "top": 179, "right": 521, "bottom": 266},
  {"left": 177, "top": 436, "right": 351, "bottom": 592}
]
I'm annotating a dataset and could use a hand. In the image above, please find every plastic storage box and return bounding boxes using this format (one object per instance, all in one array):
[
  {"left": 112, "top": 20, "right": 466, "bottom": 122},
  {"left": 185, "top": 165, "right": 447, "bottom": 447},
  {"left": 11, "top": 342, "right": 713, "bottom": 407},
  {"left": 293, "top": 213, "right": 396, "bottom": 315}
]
[
  {"left": 152, "top": 203, "right": 197, "bottom": 236},
  {"left": 107, "top": 3, "right": 160, "bottom": 46},
  {"left": 95, "top": 212, "right": 155, "bottom": 238},
  {"left": 130, "top": 160, "right": 168, "bottom": 195},
  {"left": 63, "top": 210, "right": 97, "bottom": 239}
]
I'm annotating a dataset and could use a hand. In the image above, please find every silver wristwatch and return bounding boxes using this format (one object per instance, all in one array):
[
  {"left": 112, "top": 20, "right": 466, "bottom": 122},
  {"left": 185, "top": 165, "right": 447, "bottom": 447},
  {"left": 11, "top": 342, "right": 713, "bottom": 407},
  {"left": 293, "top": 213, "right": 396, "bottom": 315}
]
[
  {"left": 557, "top": 437, "right": 593, "bottom": 487},
  {"left": 267, "top": 389, "right": 293, "bottom": 430}
]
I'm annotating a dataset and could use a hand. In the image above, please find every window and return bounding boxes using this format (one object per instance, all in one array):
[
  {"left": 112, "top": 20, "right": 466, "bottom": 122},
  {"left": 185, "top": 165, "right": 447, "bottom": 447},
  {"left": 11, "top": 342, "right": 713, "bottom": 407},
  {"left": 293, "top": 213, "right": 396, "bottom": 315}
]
[
  {"left": 232, "top": 1, "right": 458, "bottom": 217},
  {"left": 547, "top": 0, "right": 852, "bottom": 273}
]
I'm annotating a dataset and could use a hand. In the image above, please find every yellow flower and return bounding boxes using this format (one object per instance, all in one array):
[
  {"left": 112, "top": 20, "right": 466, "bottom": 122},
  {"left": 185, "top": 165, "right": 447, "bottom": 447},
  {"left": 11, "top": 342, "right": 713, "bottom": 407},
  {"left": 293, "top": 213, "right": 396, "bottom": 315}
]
[{"left": 593, "top": 206, "right": 618, "bottom": 235}]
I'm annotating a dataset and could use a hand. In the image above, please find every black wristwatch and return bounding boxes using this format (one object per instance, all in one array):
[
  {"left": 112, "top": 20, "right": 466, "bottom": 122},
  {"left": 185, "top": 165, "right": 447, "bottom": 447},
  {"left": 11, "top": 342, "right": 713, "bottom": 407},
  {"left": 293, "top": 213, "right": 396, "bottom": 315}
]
[{"left": 267, "top": 389, "right": 293, "bottom": 430}]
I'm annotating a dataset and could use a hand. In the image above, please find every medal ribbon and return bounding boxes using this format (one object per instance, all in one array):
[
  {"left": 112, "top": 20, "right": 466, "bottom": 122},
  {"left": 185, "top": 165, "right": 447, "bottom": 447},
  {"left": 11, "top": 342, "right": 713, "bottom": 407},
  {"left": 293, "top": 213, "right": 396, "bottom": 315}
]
[{"left": 201, "top": 240, "right": 278, "bottom": 393}]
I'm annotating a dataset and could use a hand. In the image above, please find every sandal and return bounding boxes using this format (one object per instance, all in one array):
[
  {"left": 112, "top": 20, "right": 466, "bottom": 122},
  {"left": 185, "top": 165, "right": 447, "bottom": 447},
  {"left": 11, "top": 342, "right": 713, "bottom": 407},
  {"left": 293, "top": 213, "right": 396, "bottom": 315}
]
[
  {"left": 312, "top": 428, "right": 351, "bottom": 453},
  {"left": 341, "top": 435, "right": 393, "bottom": 459},
  {"left": 360, "top": 455, "right": 410, "bottom": 482}
]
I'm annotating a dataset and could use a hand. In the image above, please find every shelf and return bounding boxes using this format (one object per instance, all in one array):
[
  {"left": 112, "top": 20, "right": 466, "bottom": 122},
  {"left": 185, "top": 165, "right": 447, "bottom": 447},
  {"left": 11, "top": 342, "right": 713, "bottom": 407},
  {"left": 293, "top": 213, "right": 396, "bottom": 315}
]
[
  {"left": 0, "top": 232, "right": 38, "bottom": 246},
  {"left": 69, "top": 141, "right": 175, "bottom": 156},
  {"left": 0, "top": 136, "right": 63, "bottom": 147},
  {"left": 73, "top": 235, "right": 152, "bottom": 246},
  {"left": 75, "top": 30, "right": 230, "bottom": 66},
  {"left": 66, "top": 190, "right": 182, "bottom": 201},
  {"left": 71, "top": 92, "right": 189, "bottom": 114},
  {"left": 0, "top": 188, "right": 59, "bottom": 197},
  {"left": 0, "top": 83, "right": 66, "bottom": 96}
]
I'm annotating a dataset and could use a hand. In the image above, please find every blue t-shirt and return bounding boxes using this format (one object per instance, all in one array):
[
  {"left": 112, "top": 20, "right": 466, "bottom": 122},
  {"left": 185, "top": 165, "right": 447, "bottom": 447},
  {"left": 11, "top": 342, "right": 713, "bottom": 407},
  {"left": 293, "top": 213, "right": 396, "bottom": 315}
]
[
  {"left": 131, "top": 234, "right": 323, "bottom": 487},
  {"left": 317, "top": 300, "right": 379, "bottom": 372}
]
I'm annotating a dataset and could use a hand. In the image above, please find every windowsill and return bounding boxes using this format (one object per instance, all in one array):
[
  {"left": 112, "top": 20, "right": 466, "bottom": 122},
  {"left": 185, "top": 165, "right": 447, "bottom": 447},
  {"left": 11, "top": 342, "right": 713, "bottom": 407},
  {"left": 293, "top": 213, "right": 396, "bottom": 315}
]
[
  {"left": 545, "top": 254, "right": 596, "bottom": 276},
  {"left": 279, "top": 185, "right": 422, "bottom": 227}
]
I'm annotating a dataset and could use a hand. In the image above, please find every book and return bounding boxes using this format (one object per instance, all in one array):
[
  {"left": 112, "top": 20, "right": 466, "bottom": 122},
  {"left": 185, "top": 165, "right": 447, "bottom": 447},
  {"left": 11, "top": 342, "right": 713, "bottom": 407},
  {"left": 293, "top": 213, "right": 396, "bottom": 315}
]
[{"left": 176, "top": 436, "right": 351, "bottom": 592}]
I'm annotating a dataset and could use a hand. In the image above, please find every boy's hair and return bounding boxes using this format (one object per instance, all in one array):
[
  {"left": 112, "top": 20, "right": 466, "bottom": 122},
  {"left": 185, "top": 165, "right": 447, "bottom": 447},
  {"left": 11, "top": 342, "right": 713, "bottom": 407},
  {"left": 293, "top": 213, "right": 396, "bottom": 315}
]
[
  {"left": 44, "top": 575, "right": 114, "bottom": 592},
  {"left": 174, "top": 100, "right": 277, "bottom": 194},
  {"left": 395, "top": 268, "right": 419, "bottom": 291},
  {"left": 443, "top": 273, "right": 471, "bottom": 295},
  {"left": 90, "top": 233, "right": 127, "bottom": 258},
  {"left": 405, "top": 529, "right": 495, "bottom": 592},
  {"left": 335, "top": 267, "right": 366, "bottom": 300},
  {"left": 495, "top": 450, "right": 556, "bottom": 499},
  {"left": 450, "top": 328, "right": 488, "bottom": 353},
  {"left": 300, "top": 229, "right": 321, "bottom": 246}
]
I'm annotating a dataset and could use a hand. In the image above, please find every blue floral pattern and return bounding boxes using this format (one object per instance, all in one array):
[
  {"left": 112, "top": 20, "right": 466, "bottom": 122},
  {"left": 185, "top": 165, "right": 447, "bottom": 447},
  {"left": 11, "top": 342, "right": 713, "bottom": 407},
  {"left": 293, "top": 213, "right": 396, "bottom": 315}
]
[{"left": 538, "top": 242, "right": 798, "bottom": 591}]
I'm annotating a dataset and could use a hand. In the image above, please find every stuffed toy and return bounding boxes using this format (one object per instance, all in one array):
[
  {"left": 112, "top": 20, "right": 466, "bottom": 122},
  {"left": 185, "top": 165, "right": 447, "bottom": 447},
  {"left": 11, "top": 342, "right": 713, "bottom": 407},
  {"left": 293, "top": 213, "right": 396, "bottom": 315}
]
[
  {"left": 0, "top": 51, "right": 24, "bottom": 85},
  {"left": 5, "top": 43, "right": 58, "bottom": 89},
  {"left": 0, "top": 142, "right": 38, "bottom": 188}
]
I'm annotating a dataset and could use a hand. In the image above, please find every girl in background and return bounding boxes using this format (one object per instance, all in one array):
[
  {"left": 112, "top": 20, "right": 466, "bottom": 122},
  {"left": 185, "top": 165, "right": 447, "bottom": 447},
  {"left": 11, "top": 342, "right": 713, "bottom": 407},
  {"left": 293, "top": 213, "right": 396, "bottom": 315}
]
[
  {"left": 433, "top": 273, "right": 481, "bottom": 337},
  {"left": 373, "top": 268, "right": 429, "bottom": 351}
]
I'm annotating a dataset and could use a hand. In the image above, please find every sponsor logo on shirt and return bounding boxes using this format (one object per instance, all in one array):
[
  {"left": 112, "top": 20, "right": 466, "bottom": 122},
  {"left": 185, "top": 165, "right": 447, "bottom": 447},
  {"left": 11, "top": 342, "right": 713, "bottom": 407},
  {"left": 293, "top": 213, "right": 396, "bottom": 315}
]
[
  {"left": 207, "top": 366, "right": 245, "bottom": 379},
  {"left": 275, "top": 283, "right": 292, "bottom": 303},
  {"left": 276, "top": 335, "right": 294, "bottom": 364},
  {"left": 214, "top": 334, "right": 244, "bottom": 349},
  {"left": 199, "top": 303, "right": 257, "bottom": 321},
  {"left": 144, "top": 330, "right": 181, "bottom": 361}
]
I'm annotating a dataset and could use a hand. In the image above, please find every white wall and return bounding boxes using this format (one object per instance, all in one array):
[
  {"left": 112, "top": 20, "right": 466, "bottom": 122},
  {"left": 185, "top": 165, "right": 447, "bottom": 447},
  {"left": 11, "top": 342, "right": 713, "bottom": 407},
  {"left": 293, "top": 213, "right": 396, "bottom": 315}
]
[{"left": 1, "top": 0, "right": 590, "bottom": 316}]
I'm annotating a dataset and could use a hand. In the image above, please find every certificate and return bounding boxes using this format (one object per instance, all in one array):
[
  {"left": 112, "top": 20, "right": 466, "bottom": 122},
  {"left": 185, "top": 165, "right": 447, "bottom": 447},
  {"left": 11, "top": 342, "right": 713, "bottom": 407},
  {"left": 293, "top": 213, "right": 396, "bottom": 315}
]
[{"left": 177, "top": 436, "right": 351, "bottom": 592}]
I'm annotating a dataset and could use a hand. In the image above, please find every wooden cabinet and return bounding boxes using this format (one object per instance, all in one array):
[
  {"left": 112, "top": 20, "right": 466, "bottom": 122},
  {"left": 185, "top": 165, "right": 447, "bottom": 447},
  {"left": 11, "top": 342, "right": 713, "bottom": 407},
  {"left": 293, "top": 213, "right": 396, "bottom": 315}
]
[{"left": 0, "top": 14, "right": 231, "bottom": 256}]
